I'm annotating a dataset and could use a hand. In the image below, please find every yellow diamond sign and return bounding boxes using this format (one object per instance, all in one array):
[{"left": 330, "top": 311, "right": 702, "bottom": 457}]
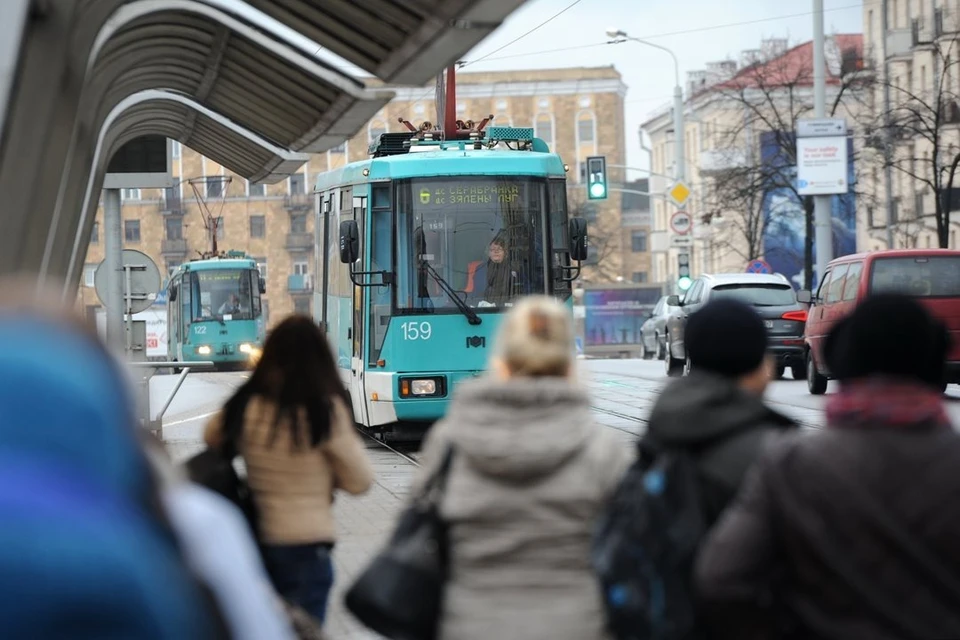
[{"left": 668, "top": 181, "right": 691, "bottom": 207}]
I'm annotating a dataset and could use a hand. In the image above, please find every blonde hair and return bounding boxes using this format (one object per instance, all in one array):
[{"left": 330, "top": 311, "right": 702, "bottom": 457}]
[{"left": 493, "top": 295, "right": 573, "bottom": 378}]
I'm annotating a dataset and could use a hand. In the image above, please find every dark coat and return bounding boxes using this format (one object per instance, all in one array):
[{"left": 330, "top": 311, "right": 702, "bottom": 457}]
[
  {"left": 695, "top": 427, "right": 960, "bottom": 640},
  {"left": 642, "top": 371, "right": 798, "bottom": 526}
]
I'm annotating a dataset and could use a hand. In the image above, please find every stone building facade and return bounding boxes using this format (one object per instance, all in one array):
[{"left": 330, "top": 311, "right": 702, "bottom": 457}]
[{"left": 78, "top": 66, "right": 635, "bottom": 326}]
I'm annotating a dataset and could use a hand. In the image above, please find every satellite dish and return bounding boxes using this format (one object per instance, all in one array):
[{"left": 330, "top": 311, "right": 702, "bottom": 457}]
[{"left": 94, "top": 249, "right": 162, "bottom": 314}]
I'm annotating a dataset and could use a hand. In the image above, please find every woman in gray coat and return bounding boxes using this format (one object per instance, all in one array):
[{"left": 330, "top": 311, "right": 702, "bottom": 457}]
[{"left": 411, "top": 295, "right": 631, "bottom": 640}]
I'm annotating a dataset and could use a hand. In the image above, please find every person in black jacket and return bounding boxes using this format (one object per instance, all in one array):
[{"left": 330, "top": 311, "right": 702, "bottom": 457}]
[
  {"left": 640, "top": 298, "right": 798, "bottom": 526},
  {"left": 695, "top": 294, "right": 960, "bottom": 640}
]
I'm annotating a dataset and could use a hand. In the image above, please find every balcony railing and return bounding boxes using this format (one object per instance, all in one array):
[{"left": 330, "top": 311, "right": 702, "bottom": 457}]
[
  {"left": 283, "top": 193, "right": 312, "bottom": 212},
  {"left": 699, "top": 148, "right": 749, "bottom": 175},
  {"left": 159, "top": 197, "right": 186, "bottom": 216},
  {"left": 285, "top": 232, "right": 313, "bottom": 251},
  {"left": 288, "top": 274, "right": 313, "bottom": 292},
  {"left": 161, "top": 238, "right": 187, "bottom": 255}
]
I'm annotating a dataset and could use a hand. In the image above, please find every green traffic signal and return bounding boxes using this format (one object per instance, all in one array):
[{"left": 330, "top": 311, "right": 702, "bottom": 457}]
[
  {"left": 677, "top": 276, "right": 693, "bottom": 291},
  {"left": 589, "top": 182, "right": 606, "bottom": 198},
  {"left": 586, "top": 155, "right": 608, "bottom": 200}
]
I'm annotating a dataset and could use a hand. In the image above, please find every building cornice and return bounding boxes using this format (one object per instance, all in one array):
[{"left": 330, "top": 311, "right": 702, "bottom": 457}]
[{"left": 390, "top": 78, "right": 628, "bottom": 102}]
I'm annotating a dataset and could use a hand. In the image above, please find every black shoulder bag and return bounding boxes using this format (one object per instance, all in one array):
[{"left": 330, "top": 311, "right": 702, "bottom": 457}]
[
  {"left": 183, "top": 419, "right": 259, "bottom": 540},
  {"left": 345, "top": 445, "right": 455, "bottom": 640}
]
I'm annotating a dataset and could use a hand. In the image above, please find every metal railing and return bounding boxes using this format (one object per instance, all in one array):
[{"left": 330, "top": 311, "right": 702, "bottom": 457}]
[{"left": 128, "top": 361, "right": 215, "bottom": 437}]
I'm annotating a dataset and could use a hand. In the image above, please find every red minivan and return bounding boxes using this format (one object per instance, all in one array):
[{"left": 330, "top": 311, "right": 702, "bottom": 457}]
[{"left": 798, "top": 249, "right": 960, "bottom": 394}]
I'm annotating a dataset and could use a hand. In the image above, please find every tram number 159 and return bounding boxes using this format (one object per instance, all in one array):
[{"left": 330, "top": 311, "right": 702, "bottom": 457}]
[{"left": 401, "top": 321, "right": 432, "bottom": 341}]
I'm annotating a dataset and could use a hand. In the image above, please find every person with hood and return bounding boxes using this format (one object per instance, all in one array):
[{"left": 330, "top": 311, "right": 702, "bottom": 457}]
[
  {"left": 410, "top": 295, "right": 631, "bottom": 640},
  {"left": 0, "top": 277, "right": 224, "bottom": 639},
  {"left": 641, "top": 298, "right": 797, "bottom": 525},
  {"left": 696, "top": 294, "right": 960, "bottom": 640}
]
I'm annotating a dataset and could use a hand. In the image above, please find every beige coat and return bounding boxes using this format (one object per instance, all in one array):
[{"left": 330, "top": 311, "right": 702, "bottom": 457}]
[
  {"left": 412, "top": 376, "right": 631, "bottom": 640},
  {"left": 205, "top": 395, "right": 373, "bottom": 545}
]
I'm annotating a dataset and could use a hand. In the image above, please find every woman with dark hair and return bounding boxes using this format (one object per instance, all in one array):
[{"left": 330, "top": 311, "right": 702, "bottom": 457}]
[
  {"left": 468, "top": 236, "right": 515, "bottom": 306},
  {"left": 205, "top": 315, "right": 374, "bottom": 625}
]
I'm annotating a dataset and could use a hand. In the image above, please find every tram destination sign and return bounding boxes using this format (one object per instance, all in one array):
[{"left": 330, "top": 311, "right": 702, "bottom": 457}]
[{"left": 413, "top": 178, "right": 528, "bottom": 209}]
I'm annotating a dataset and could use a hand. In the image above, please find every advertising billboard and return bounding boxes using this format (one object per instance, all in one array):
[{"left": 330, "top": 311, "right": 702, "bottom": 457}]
[{"left": 583, "top": 287, "right": 661, "bottom": 347}]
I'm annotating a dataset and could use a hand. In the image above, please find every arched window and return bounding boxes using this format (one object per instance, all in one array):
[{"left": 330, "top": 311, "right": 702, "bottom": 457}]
[
  {"left": 534, "top": 113, "right": 554, "bottom": 146},
  {"left": 577, "top": 111, "right": 596, "bottom": 145}
]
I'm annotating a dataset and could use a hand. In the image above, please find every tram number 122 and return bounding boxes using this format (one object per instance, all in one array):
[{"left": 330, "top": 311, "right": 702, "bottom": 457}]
[{"left": 401, "top": 321, "right": 432, "bottom": 341}]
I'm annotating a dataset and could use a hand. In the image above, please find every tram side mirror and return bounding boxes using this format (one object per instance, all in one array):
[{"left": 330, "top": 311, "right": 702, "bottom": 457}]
[
  {"left": 666, "top": 295, "right": 681, "bottom": 306},
  {"left": 339, "top": 220, "right": 359, "bottom": 264},
  {"left": 259, "top": 277, "right": 266, "bottom": 294},
  {"left": 569, "top": 217, "right": 588, "bottom": 261},
  {"left": 168, "top": 287, "right": 178, "bottom": 302},
  {"left": 796, "top": 290, "right": 812, "bottom": 304}
]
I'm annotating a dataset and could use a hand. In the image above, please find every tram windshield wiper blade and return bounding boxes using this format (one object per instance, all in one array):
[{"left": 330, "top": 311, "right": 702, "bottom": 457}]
[{"left": 419, "top": 260, "right": 481, "bottom": 326}]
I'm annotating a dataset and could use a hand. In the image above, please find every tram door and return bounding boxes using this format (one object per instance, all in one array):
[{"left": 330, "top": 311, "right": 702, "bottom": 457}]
[{"left": 346, "top": 191, "right": 370, "bottom": 426}]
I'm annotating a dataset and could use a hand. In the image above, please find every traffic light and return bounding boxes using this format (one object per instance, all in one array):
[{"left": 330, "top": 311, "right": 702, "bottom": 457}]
[
  {"left": 677, "top": 252, "right": 692, "bottom": 291},
  {"left": 586, "top": 155, "right": 608, "bottom": 200}
]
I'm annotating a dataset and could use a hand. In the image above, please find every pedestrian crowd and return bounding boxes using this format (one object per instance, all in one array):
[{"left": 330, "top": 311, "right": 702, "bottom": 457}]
[{"left": 1, "top": 271, "right": 957, "bottom": 640}]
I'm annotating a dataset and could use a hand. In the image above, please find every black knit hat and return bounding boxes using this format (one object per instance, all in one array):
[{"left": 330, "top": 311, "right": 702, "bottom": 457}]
[
  {"left": 685, "top": 299, "right": 768, "bottom": 378},
  {"left": 824, "top": 293, "right": 950, "bottom": 388}
]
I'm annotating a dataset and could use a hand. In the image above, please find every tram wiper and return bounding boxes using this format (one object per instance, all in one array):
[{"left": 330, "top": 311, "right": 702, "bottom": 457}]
[{"left": 419, "top": 260, "right": 482, "bottom": 326}]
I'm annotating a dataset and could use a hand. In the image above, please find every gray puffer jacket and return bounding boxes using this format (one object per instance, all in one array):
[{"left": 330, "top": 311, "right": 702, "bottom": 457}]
[{"left": 413, "top": 376, "right": 631, "bottom": 640}]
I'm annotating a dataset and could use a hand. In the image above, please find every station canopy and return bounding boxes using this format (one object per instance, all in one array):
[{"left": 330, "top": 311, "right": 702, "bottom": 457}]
[{"left": 0, "top": 0, "right": 527, "bottom": 285}]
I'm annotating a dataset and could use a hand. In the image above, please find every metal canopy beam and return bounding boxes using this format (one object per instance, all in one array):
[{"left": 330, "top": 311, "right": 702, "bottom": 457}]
[{"left": 0, "top": 0, "right": 533, "bottom": 286}]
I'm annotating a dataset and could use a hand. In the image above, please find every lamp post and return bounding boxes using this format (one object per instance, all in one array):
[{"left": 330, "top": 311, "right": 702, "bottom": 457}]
[{"left": 608, "top": 29, "right": 685, "bottom": 184}]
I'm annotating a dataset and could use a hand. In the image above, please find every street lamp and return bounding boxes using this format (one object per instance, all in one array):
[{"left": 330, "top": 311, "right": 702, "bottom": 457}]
[{"left": 607, "top": 28, "right": 685, "bottom": 184}]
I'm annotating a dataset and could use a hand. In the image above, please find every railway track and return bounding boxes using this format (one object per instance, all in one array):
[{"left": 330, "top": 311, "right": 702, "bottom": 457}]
[{"left": 359, "top": 430, "right": 421, "bottom": 467}]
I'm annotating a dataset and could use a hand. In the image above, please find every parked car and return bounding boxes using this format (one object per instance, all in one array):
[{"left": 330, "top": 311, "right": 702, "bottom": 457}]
[
  {"left": 665, "top": 273, "right": 807, "bottom": 378},
  {"left": 798, "top": 249, "right": 960, "bottom": 395},
  {"left": 639, "top": 295, "right": 677, "bottom": 360}
]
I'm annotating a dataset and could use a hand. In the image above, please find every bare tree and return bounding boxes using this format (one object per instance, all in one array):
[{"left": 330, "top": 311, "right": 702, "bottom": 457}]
[
  {"left": 569, "top": 193, "right": 622, "bottom": 282},
  {"left": 700, "top": 37, "right": 872, "bottom": 287},
  {"left": 867, "top": 25, "right": 960, "bottom": 247}
]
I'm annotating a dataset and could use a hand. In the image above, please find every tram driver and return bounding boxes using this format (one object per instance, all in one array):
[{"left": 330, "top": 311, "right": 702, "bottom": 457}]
[
  {"left": 466, "top": 236, "right": 516, "bottom": 307},
  {"left": 218, "top": 294, "right": 241, "bottom": 316}
]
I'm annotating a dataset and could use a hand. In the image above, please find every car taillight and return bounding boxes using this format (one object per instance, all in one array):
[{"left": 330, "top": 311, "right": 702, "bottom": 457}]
[{"left": 782, "top": 310, "right": 808, "bottom": 322}]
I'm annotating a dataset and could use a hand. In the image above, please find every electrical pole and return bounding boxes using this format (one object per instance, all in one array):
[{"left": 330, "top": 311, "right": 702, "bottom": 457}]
[
  {"left": 881, "top": 0, "right": 896, "bottom": 248},
  {"left": 103, "top": 188, "right": 124, "bottom": 350},
  {"left": 812, "top": 0, "right": 834, "bottom": 279}
]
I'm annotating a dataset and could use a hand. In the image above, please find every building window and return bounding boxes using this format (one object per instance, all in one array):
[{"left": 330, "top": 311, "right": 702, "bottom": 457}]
[
  {"left": 368, "top": 120, "right": 388, "bottom": 143},
  {"left": 209, "top": 217, "right": 224, "bottom": 241},
  {"left": 289, "top": 172, "right": 305, "bottom": 195},
  {"left": 165, "top": 216, "right": 182, "bottom": 240},
  {"left": 90, "top": 221, "right": 99, "bottom": 244},
  {"left": 577, "top": 114, "right": 595, "bottom": 143},
  {"left": 121, "top": 188, "right": 141, "bottom": 201},
  {"left": 294, "top": 298, "right": 311, "bottom": 315},
  {"left": 293, "top": 261, "right": 309, "bottom": 276},
  {"left": 124, "top": 220, "right": 141, "bottom": 243},
  {"left": 206, "top": 176, "right": 224, "bottom": 198},
  {"left": 250, "top": 215, "right": 265, "bottom": 238},
  {"left": 631, "top": 230, "right": 648, "bottom": 252},
  {"left": 247, "top": 180, "right": 265, "bottom": 197},
  {"left": 534, "top": 114, "right": 553, "bottom": 145},
  {"left": 171, "top": 140, "right": 181, "bottom": 159},
  {"left": 632, "top": 271, "right": 649, "bottom": 284},
  {"left": 83, "top": 264, "right": 97, "bottom": 288},
  {"left": 290, "top": 213, "right": 307, "bottom": 234}
]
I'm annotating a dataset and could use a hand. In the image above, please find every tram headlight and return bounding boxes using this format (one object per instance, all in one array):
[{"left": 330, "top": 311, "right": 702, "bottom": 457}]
[
  {"left": 399, "top": 377, "right": 445, "bottom": 398},
  {"left": 196, "top": 345, "right": 212, "bottom": 356},
  {"left": 239, "top": 343, "right": 253, "bottom": 354}
]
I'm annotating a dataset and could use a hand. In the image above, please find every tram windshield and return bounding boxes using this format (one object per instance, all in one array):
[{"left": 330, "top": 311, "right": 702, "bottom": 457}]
[
  {"left": 191, "top": 268, "right": 260, "bottom": 320},
  {"left": 395, "top": 176, "right": 546, "bottom": 312}
]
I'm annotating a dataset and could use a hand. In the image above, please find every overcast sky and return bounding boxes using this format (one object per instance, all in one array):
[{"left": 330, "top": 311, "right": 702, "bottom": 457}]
[{"left": 457, "top": 0, "right": 866, "bottom": 176}]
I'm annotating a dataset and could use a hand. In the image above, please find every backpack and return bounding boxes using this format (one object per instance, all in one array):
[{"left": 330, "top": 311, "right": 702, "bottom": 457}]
[{"left": 592, "top": 448, "right": 707, "bottom": 640}]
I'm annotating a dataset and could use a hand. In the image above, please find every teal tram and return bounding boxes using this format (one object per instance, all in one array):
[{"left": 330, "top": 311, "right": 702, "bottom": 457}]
[
  {"left": 313, "top": 121, "right": 587, "bottom": 439},
  {"left": 166, "top": 251, "right": 267, "bottom": 371}
]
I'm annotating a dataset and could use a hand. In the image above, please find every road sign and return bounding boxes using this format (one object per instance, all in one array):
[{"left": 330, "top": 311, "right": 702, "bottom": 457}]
[
  {"left": 746, "top": 259, "right": 772, "bottom": 274},
  {"left": 671, "top": 235, "right": 693, "bottom": 247},
  {"left": 670, "top": 211, "right": 692, "bottom": 235},
  {"left": 796, "top": 117, "right": 847, "bottom": 138},
  {"left": 95, "top": 249, "right": 161, "bottom": 314},
  {"left": 797, "top": 136, "right": 848, "bottom": 196},
  {"left": 667, "top": 181, "right": 691, "bottom": 207}
]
